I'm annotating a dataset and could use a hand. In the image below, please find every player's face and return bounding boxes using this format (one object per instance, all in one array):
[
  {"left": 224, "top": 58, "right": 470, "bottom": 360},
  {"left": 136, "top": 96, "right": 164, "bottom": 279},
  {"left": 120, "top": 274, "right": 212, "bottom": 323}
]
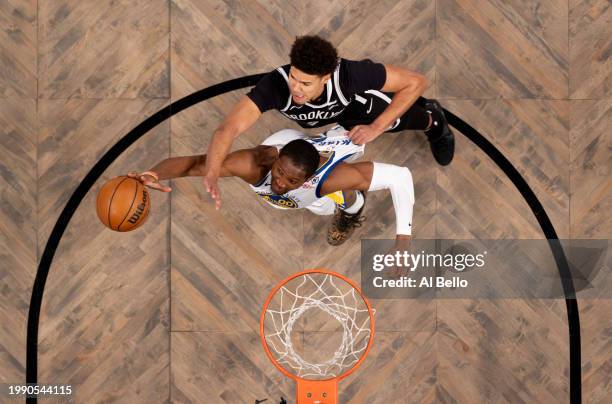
[
  {"left": 288, "top": 67, "right": 330, "bottom": 104},
  {"left": 270, "top": 156, "right": 309, "bottom": 195}
]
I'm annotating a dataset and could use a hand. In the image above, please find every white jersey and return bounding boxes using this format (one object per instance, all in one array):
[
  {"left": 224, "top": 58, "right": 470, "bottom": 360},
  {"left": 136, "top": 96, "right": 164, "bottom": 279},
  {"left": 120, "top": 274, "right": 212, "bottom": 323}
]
[{"left": 249, "top": 126, "right": 364, "bottom": 211}]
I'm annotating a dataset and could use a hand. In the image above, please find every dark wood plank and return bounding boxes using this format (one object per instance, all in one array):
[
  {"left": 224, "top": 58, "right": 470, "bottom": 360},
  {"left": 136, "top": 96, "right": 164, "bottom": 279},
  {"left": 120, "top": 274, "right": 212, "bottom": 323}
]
[
  {"left": 437, "top": 0, "right": 568, "bottom": 98},
  {"left": 37, "top": 99, "right": 171, "bottom": 402},
  {"left": 0, "top": 98, "right": 37, "bottom": 384},
  {"left": 39, "top": 0, "right": 169, "bottom": 98},
  {"left": 0, "top": 0, "right": 36, "bottom": 98},
  {"left": 0, "top": 1, "right": 609, "bottom": 402},
  {"left": 570, "top": 0, "right": 611, "bottom": 99}
]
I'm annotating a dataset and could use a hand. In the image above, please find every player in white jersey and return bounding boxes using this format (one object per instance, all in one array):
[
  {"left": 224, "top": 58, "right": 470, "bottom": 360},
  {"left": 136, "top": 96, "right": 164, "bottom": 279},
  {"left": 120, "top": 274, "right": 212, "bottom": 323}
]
[
  {"left": 250, "top": 126, "right": 363, "bottom": 210},
  {"left": 128, "top": 126, "right": 415, "bottom": 246},
  {"left": 248, "top": 126, "right": 370, "bottom": 244}
]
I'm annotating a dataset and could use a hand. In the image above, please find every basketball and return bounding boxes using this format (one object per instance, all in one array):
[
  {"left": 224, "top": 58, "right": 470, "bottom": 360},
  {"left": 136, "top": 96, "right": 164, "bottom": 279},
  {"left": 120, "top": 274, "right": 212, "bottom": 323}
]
[{"left": 96, "top": 176, "right": 150, "bottom": 232}]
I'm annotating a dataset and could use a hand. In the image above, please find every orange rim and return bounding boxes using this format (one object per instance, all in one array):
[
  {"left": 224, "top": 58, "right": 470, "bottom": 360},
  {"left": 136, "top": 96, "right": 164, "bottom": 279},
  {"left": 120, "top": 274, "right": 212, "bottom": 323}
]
[{"left": 260, "top": 268, "right": 375, "bottom": 382}]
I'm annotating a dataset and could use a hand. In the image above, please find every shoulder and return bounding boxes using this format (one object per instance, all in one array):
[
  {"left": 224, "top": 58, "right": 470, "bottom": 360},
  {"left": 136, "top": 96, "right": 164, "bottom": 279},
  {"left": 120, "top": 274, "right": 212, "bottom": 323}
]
[
  {"left": 339, "top": 57, "right": 384, "bottom": 72},
  {"left": 253, "top": 145, "right": 278, "bottom": 168},
  {"left": 325, "top": 161, "right": 353, "bottom": 177},
  {"left": 338, "top": 58, "right": 387, "bottom": 94},
  {"left": 318, "top": 162, "right": 355, "bottom": 193},
  {"left": 246, "top": 65, "right": 291, "bottom": 112},
  {"left": 222, "top": 147, "right": 274, "bottom": 185},
  {"left": 255, "top": 64, "right": 291, "bottom": 88},
  {"left": 319, "top": 161, "right": 373, "bottom": 194}
]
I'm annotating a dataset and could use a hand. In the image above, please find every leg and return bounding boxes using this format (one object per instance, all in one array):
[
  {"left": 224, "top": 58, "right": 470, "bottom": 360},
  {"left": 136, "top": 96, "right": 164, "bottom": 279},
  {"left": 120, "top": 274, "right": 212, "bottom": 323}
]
[
  {"left": 391, "top": 98, "right": 455, "bottom": 166},
  {"left": 326, "top": 190, "right": 367, "bottom": 246},
  {"left": 338, "top": 92, "right": 455, "bottom": 166},
  {"left": 416, "top": 99, "right": 456, "bottom": 166},
  {"left": 338, "top": 91, "right": 430, "bottom": 131}
]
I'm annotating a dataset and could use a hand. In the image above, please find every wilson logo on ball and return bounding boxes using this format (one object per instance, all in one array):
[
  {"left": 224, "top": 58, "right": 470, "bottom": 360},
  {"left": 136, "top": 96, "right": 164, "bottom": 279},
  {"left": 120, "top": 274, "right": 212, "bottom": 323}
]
[{"left": 128, "top": 190, "right": 148, "bottom": 224}]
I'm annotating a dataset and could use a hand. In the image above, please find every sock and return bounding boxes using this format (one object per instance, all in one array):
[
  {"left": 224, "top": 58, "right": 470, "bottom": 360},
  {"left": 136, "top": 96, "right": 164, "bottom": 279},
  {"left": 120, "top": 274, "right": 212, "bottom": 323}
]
[{"left": 342, "top": 191, "right": 364, "bottom": 214}]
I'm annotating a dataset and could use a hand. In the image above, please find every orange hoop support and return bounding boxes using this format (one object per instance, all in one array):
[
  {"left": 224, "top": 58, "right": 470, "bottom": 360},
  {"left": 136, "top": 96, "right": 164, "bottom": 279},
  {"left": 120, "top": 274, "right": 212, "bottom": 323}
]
[{"left": 260, "top": 269, "right": 375, "bottom": 404}]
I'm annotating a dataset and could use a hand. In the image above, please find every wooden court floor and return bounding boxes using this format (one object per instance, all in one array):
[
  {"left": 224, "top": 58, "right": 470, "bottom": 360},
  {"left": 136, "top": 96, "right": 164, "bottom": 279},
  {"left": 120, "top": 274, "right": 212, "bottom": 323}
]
[{"left": 1, "top": 0, "right": 610, "bottom": 403}]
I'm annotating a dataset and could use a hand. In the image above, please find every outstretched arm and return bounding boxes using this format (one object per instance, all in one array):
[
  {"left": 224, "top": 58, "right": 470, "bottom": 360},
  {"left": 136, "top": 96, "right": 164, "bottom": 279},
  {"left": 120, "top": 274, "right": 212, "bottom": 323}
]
[
  {"left": 129, "top": 147, "right": 264, "bottom": 197},
  {"left": 319, "top": 161, "right": 415, "bottom": 239},
  {"left": 203, "top": 96, "right": 262, "bottom": 207}
]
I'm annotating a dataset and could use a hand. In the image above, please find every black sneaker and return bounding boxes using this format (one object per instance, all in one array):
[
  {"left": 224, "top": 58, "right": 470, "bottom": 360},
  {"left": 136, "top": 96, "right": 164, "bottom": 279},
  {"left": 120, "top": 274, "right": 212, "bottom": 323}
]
[
  {"left": 326, "top": 193, "right": 367, "bottom": 246},
  {"left": 423, "top": 99, "right": 455, "bottom": 166}
]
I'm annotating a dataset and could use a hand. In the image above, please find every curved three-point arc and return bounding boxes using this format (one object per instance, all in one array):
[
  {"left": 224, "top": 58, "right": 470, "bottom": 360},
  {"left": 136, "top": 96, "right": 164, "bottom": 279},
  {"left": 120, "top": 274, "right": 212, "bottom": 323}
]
[{"left": 26, "top": 74, "right": 581, "bottom": 403}]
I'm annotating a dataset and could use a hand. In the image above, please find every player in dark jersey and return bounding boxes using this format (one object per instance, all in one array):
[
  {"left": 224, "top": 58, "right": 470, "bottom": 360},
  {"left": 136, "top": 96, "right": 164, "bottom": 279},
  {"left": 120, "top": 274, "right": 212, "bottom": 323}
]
[{"left": 203, "top": 35, "right": 454, "bottom": 241}]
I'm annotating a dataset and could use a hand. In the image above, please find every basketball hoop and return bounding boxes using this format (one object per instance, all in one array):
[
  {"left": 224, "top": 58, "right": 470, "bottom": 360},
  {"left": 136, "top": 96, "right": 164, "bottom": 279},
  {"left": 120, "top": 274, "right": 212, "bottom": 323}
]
[{"left": 260, "top": 269, "right": 375, "bottom": 403}]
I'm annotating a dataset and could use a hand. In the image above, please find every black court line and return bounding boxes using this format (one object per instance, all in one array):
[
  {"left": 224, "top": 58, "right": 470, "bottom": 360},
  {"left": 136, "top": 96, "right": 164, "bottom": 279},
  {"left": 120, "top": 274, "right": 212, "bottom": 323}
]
[
  {"left": 443, "top": 109, "right": 581, "bottom": 403},
  {"left": 26, "top": 76, "right": 580, "bottom": 403}
]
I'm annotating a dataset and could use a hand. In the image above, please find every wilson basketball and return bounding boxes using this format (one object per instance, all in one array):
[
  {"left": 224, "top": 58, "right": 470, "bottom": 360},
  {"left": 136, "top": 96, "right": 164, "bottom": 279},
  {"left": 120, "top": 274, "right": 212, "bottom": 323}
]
[{"left": 96, "top": 176, "right": 150, "bottom": 232}]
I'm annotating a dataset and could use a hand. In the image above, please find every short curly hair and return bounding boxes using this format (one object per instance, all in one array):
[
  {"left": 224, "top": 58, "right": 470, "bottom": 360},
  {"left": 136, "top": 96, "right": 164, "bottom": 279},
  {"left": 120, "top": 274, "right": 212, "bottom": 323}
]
[
  {"left": 279, "top": 139, "right": 320, "bottom": 178},
  {"left": 290, "top": 35, "right": 338, "bottom": 77}
]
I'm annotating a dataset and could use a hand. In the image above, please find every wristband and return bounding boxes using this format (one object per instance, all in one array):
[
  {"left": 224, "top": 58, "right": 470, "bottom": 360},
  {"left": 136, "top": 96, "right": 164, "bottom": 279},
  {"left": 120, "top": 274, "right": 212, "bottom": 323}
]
[{"left": 141, "top": 171, "right": 159, "bottom": 182}]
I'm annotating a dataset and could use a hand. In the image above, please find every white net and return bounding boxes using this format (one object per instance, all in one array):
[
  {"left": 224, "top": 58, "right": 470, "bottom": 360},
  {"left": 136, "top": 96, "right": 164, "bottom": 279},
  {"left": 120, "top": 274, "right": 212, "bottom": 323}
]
[{"left": 263, "top": 272, "right": 373, "bottom": 380}]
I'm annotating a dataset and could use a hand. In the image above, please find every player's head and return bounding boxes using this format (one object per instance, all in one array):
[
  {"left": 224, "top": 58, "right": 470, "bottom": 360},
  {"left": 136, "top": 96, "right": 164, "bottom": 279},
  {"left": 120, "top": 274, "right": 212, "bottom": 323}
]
[
  {"left": 271, "top": 139, "right": 320, "bottom": 194},
  {"left": 289, "top": 35, "right": 338, "bottom": 104}
]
